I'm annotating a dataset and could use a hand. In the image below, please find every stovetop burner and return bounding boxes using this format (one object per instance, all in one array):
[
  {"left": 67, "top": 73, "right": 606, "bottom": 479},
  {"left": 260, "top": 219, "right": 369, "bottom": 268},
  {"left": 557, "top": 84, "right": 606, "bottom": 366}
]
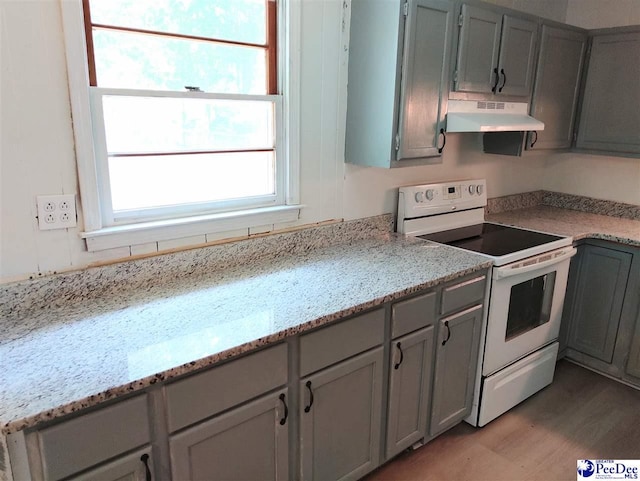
[{"left": 418, "top": 223, "right": 565, "bottom": 257}]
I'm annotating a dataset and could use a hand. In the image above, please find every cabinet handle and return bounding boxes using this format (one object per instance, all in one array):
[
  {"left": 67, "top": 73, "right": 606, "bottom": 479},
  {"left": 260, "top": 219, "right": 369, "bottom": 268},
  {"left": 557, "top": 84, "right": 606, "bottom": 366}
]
[
  {"left": 498, "top": 69, "right": 507, "bottom": 92},
  {"left": 279, "top": 393, "right": 289, "bottom": 425},
  {"left": 304, "top": 380, "right": 314, "bottom": 413},
  {"left": 442, "top": 320, "right": 451, "bottom": 346},
  {"left": 140, "top": 453, "right": 152, "bottom": 481},
  {"left": 437, "top": 128, "right": 446, "bottom": 153},
  {"left": 491, "top": 67, "right": 500, "bottom": 93},
  {"left": 530, "top": 131, "right": 538, "bottom": 148},
  {"left": 394, "top": 342, "right": 404, "bottom": 370}
]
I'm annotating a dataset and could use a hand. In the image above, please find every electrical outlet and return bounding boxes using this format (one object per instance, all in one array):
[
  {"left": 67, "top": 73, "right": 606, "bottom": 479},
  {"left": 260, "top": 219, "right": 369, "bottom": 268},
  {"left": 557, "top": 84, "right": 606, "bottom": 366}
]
[{"left": 37, "top": 194, "right": 77, "bottom": 230}]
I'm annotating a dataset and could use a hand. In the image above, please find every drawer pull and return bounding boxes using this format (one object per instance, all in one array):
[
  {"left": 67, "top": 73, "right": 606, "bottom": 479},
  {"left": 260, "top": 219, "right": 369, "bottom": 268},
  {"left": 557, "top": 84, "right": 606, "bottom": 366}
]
[
  {"left": 279, "top": 393, "right": 289, "bottom": 425},
  {"left": 442, "top": 321, "right": 451, "bottom": 346},
  {"left": 304, "top": 381, "right": 314, "bottom": 413},
  {"left": 394, "top": 342, "right": 404, "bottom": 370},
  {"left": 140, "top": 453, "right": 152, "bottom": 481}
]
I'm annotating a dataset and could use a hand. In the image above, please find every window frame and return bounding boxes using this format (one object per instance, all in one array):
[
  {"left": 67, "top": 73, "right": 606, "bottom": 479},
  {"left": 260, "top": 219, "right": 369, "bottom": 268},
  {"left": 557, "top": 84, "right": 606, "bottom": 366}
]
[
  {"left": 60, "top": 0, "right": 300, "bottom": 251},
  {"left": 90, "top": 88, "right": 284, "bottom": 225}
]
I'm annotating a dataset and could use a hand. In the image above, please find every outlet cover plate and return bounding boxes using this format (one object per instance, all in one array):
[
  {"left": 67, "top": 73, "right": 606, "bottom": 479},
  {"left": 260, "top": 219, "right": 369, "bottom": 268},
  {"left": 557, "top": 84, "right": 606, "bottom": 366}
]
[{"left": 37, "top": 194, "right": 77, "bottom": 230}]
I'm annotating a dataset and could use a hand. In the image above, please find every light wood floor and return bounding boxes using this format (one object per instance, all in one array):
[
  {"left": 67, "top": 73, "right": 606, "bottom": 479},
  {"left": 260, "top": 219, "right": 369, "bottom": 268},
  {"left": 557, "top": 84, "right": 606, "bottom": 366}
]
[{"left": 366, "top": 360, "right": 640, "bottom": 481}]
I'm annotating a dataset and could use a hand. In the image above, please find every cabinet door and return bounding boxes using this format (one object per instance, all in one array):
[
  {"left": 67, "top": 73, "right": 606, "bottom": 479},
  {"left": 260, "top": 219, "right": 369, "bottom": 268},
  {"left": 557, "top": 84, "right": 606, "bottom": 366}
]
[
  {"left": 170, "top": 389, "right": 289, "bottom": 481},
  {"left": 386, "top": 326, "right": 434, "bottom": 459},
  {"left": 300, "top": 348, "right": 384, "bottom": 481},
  {"left": 576, "top": 31, "right": 640, "bottom": 154},
  {"left": 70, "top": 448, "right": 153, "bottom": 481},
  {"left": 397, "top": 0, "right": 454, "bottom": 160},
  {"left": 454, "top": 4, "right": 502, "bottom": 93},
  {"left": 430, "top": 304, "right": 482, "bottom": 437},
  {"left": 625, "top": 307, "right": 640, "bottom": 384},
  {"left": 496, "top": 15, "right": 537, "bottom": 97},
  {"left": 566, "top": 245, "right": 632, "bottom": 364},
  {"left": 528, "top": 25, "right": 587, "bottom": 150}
]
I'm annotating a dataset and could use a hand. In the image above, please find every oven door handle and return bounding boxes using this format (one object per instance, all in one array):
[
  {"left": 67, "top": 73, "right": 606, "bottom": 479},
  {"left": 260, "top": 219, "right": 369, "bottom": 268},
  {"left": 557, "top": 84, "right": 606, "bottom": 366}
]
[{"left": 493, "top": 247, "right": 576, "bottom": 280}]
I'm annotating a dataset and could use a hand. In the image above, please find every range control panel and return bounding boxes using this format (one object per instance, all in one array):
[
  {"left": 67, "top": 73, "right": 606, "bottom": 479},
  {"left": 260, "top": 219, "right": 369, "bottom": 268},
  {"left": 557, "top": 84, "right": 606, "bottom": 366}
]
[{"left": 398, "top": 179, "right": 487, "bottom": 221}]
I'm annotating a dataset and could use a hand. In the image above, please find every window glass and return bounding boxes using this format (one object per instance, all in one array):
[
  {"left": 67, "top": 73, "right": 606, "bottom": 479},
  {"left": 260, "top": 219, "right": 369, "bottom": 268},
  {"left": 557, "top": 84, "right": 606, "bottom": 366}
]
[
  {"left": 505, "top": 272, "right": 556, "bottom": 341},
  {"left": 89, "top": 0, "right": 267, "bottom": 45},
  {"left": 102, "top": 96, "right": 275, "bottom": 153},
  {"left": 80, "top": 0, "right": 284, "bottom": 227},
  {"left": 93, "top": 29, "right": 267, "bottom": 93},
  {"left": 108, "top": 151, "right": 275, "bottom": 213}
]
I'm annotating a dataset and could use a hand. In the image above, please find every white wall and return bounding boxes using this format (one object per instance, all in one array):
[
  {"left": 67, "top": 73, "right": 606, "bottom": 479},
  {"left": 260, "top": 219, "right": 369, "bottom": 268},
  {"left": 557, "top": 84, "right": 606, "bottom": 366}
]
[
  {"left": 543, "top": 153, "right": 640, "bottom": 205},
  {"left": 0, "top": 0, "right": 638, "bottom": 283},
  {"left": 484, "top": 0, "right": 568, "bottom": 22},
  {"left": 565, "top": 0, "right": 640, "bottom": 29}
]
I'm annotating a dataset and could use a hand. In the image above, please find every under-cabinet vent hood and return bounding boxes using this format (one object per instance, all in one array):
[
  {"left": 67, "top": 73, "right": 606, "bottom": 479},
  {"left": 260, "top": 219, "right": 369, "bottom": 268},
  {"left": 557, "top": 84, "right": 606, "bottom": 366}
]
[{"left": 446, "top": 100, "right": 544, "bottom": 133}]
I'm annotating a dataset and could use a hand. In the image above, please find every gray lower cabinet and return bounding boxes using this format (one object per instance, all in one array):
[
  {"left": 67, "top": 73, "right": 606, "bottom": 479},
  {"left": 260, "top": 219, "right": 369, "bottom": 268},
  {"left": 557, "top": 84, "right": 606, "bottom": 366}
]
[
  {"left": 8, "top": 395, "right": 153, "bottom": 481},
  {"left": 563, "top": 240, "right": 640, "bottom": 388},
  {"left": 625, "top": 309, "right": 640, "bottom": 382},
  {"left": 170, "top": 389, "right": 289, "bottom": 481},
  {"left": 68, "top": 448, "right": 153, "bottom": 481},
  {"left": 430, "top": 304, "right": 483, "bottom": 437},
  {"left": 566, "top": 245, "right": 631, "bottom": 364},
  {"left": 345, "top": 0, "right": 454, "bottom": 167},
  {"left": 576, "top": 29, "right": 640, "bottom": 155},
  {"left": 300, "top": 347, "right": 384, "bottom": 481},
  {"left": 454, "top": 4, "right": 537, "bottom": 98},
  {"left": 527, "top": 24, "right": 587, "bottom": 150},
  {"left": 386, "top": 326, "right": 434, "bottom": 459}
]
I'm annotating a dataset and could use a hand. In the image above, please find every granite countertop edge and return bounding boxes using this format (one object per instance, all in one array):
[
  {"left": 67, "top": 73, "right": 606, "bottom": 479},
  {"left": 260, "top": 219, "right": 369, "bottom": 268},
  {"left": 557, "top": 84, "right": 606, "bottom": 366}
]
[
  {"left": 486, "top": 205, "right": 640, "bottom": 248},
  {"left": 1, "top": 259, "right": 492, "bottom": 436}
]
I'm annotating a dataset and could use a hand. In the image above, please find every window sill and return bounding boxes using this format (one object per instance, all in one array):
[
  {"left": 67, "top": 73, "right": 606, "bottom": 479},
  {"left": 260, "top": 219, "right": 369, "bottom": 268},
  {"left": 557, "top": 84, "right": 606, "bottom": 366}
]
[{"left": 82, "top": 205, "right": 302, "bottom": 252}]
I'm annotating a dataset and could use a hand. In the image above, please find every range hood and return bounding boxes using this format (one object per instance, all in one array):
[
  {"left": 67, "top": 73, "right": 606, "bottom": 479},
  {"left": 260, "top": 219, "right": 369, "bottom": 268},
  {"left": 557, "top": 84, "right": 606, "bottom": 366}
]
[{"left": 446, "top": 100, "right": 544, "bottom": 133}]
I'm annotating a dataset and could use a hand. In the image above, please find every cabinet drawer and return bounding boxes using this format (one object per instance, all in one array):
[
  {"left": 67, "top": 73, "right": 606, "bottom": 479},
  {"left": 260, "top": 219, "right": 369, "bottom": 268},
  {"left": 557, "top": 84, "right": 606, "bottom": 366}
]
[
  {"left": 38, "top": 395, "right": 150, "bottom": 481},
  {"left": 300, "top": 308, "right": 385, "bottom": 377},
  {"left": 165, "top": 343, "right": 288, "bottom": 432},
  {"left": 441, "top": 275, "right": 486, "bottom": 315},
  {"left": 392, "top": 291, "right": 436, "bottom": 339}
]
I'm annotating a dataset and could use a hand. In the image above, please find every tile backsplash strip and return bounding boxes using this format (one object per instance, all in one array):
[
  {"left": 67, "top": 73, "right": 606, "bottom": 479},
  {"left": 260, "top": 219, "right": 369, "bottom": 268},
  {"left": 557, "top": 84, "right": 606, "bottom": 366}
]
[
  {"left": 0, "top": 215, "right": 394, "bottom": 327},
  {"left": 542, "top": 192, "right": 640, "bottom": 220},
  {"left": 486, "top": 191, "right": 544, "bottom": 214},
  {"left": 487, "top": 191, "right": 640, "bottom": 220}
]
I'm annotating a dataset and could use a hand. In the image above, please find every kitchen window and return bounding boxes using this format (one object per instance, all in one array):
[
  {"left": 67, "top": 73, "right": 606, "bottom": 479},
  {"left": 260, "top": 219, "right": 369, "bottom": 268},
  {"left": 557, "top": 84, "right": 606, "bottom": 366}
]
[{"left": 61, "top": 0, "right": 300, "bottom": 251}]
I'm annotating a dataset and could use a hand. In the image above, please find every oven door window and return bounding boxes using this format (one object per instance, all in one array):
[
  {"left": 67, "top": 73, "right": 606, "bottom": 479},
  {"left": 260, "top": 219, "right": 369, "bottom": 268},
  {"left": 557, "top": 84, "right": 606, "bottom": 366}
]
[{"left": 505, "top": 272, "right": 556, "bottom": 341}]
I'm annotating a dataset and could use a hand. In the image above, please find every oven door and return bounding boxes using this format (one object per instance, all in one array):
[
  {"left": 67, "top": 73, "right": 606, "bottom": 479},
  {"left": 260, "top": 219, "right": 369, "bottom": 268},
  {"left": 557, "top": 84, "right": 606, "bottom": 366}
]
[{"left": 483, "top": 246, "right": 576, "bottom": 376}]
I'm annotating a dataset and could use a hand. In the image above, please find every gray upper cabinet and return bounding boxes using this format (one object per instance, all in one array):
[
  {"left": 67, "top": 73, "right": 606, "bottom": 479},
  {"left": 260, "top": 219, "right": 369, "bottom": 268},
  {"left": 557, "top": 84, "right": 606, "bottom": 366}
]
[
  {"left": 397, "top": 0, "right": 454, "bottom": 161},
  {"left": 454, "top": 4, "right": 537, "bottom": 98},
  {"left": 497, "top": 16, "right": 538, "bottom": 97},
  {"left": 455, "top": 5, "right": 502, "bottom": 94},
  {"left": 527, "top": 24, "right": 587, "bottom": 150},
  {"left": 170, "top": 390, "right": 289, "bottom": 481},
  {"left": 576, "top": 30, "right": 640, "bottom": 155},
  {"left": 430, "top": 304, "right": 482, "bottom": 437},
  {"left": 300, "top": 348, "right": 384, "bottom": 481},
  {"left": 345, "top": 0, "right": 454, "bottom": 167}
]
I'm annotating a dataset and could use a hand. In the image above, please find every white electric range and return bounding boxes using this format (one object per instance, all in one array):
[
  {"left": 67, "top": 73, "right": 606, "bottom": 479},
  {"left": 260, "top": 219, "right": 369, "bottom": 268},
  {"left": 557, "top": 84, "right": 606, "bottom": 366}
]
[{"left": 398, "top": 179, "right": 576, "bottom": 427}]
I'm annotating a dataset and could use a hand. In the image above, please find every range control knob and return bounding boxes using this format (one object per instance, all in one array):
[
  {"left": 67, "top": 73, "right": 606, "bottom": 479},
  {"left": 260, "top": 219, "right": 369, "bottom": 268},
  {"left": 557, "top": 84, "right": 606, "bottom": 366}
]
[
  {"left": 425, "top": 189, "right": 434, "bottom": 201},
  {"left": 415, "top": 191, "right": 424, "bottom": 203},
  {"left": 476, "top": 184, "right": 484, "bottom": 195},
  {"left": 468, "top": 185, "right": 475, "bottom": 195}
]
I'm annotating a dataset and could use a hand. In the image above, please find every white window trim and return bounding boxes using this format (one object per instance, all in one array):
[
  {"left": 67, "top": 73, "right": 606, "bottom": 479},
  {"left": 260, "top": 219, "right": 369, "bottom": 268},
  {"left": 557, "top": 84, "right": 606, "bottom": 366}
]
[{"left": 59, "top": 0, "right": 301, "bottom": 251}]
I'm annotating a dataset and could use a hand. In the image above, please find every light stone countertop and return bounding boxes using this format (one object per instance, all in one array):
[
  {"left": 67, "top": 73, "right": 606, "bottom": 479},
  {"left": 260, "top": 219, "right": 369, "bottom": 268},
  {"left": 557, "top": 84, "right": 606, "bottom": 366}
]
[
  {"left": 0, "top": 231, "right": 491, "bottom": 436},
  {"left": 487, "top": 206, "right": 640, "bottom": 247}
]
